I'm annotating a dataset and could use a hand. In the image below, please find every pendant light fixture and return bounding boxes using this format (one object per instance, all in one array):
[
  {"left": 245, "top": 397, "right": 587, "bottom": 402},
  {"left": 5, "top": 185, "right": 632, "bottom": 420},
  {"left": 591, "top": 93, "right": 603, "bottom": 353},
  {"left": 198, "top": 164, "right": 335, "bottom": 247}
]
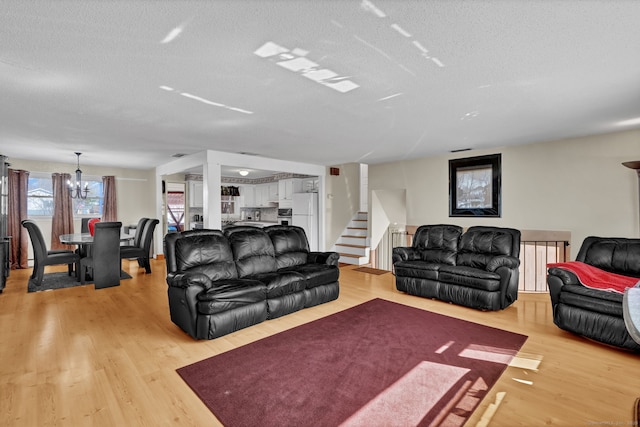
[{"left": 68, "top": 152, "right": 89, "bottom": 199}]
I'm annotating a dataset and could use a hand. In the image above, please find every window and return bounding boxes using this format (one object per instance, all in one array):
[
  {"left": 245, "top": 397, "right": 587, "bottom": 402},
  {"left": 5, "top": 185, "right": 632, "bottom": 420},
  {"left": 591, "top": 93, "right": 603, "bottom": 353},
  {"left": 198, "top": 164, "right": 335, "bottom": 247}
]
[
  {"left": 72, "top": 178, "right": 103, "bottom": 216},
  {"left": 27, "top": 174, "right": 54, "bottom": 216},
  {"left": 221, "top": 196, "right": 236, "bottom": 214},
  {"left": 27, "top": 173, "right": 104, "bottom": 217}
]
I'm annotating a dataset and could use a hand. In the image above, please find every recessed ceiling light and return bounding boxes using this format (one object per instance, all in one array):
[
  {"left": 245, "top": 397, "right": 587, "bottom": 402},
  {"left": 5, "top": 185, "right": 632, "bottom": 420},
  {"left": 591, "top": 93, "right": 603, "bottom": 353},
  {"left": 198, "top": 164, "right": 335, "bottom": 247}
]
[{"left": 239, "top": 170, "right": 249, "bottom": 176}]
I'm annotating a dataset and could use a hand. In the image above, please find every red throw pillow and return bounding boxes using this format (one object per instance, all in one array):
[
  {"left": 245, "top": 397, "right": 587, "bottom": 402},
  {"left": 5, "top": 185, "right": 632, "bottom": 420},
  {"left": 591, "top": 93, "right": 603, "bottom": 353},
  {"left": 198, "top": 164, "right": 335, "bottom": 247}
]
[{"left": 88, "top": 218, "right": 101, "bottom": 236}]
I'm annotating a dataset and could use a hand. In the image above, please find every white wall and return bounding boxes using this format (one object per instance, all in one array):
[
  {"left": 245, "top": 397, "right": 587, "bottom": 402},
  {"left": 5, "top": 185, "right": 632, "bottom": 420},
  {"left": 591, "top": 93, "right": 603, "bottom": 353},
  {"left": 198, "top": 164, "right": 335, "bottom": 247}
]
[
  {"left": 325, "top": 163, "right": 361, "bottom": 249},
  {"left": 368, "top": 129, "right": 640, "bottom": 257},
  {"left": 370, "top": 189, "right": 407, "bottom": 250}
]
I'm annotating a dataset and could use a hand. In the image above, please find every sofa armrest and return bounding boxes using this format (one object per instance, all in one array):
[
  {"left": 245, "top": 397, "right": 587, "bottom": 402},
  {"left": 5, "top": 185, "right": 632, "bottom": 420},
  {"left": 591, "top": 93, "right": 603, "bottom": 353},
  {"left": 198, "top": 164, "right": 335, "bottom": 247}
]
[
  {"left": 392, "top": 247, "right": 420, "bottom": 263},
  {"left": 547, "top": 267, "right": 580, "bottom": 285},
  {"left": 166, "top": 271, "right": 212, "bottom": 290},
  {"left": 308, "top": 251, "right": 340, "bottom": 267},
  {"left": 486, "top": 255, "right": 520, "bottom": 272}
]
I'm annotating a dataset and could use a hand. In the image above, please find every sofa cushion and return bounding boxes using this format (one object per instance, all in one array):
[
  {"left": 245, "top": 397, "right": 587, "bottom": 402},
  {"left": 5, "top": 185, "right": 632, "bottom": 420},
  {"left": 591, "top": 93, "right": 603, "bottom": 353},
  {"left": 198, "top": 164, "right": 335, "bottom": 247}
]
[
  {"left": 225, "top": 227, "right": 277, "bottom": 278},
  {"left": 456, "top": 228, "right": 515, "bottom": 269},
  {"left": 559, "top": 283, "right": 623, "bottom": 303},
  {"left": 582, "top": 239, "right": 640, "bottom": 277},
  {"left": 250, "top": 271, "right": 306, "bottom": 298},
  {"left": 196, "top": 279, "right": 266, "bottom": 315},
  {"left": 280, "top": 264, "right": 340, "bottom": 288},
  {"left": 438, "top": 265, "right": 501, "bottom": 291},
  {"left": 265, "top": 225, "right": 309, "bottom": 269},
  {"left": 394, "top": 261, "right": 440, "bottom": 280},
  {"left": 558, "top": 289, "right": 623, "bottom": 317},
  {"left": 175, "top": 233, "right": 238, "bottom": 281},
  {"left": 413, "top": 224, "right": 462, "bottom": 251},
  {"left": 420, "top": 249, "right": 457, "bottom": 265}
]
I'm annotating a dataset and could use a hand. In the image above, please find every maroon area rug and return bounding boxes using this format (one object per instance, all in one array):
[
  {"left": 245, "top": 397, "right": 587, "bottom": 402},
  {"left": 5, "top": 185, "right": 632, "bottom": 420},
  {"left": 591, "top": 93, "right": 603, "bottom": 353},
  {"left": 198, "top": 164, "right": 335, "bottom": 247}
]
[{"left": 177, "top": 298, "right": 527, "bottom": 427}]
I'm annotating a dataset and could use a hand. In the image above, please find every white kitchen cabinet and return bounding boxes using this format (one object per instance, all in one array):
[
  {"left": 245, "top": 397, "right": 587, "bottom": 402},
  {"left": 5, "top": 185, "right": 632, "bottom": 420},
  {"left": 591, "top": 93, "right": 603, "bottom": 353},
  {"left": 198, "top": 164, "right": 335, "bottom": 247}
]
[
  {"left": 254, "top": 185, "right": 264, "bottom": 207},
  {"left": 252, "top": 183, "right": 276, "bottom": 207},
  {"left": 268, "top": 182, "right": 278, "bottom": 202},
  {"left": 254, "top": 184, "right": 269, "bottom": 207},
  {"left": 238, "top": 183, "right": 277, "bottom": 207},
  {"left": 239, "top": 185, "right": 254, "bottom": 208},
  {"left": 278, "top": 179, "right": 302, "bottom": 202},
  {"left": 188, "top": 181, "right": 203, "bottom": 208}
]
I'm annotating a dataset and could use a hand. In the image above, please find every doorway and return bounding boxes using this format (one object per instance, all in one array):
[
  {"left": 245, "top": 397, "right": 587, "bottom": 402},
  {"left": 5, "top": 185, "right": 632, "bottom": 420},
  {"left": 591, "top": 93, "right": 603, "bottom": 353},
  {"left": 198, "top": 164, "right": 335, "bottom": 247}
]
[{"left": 165, "top": 182, "right": 186, "bottom": 233}]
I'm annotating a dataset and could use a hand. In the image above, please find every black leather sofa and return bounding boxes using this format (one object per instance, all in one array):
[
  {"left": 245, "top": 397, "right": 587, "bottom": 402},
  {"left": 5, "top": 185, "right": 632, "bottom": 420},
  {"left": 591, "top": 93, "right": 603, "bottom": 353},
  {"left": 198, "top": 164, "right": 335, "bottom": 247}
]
[
  {"left": 392, "top": 224, "right": 521, "bottom": 311},
  {"left": 547, "top": 236, "right": 640, "bottom": 352},
  {"left": 164, "top": 225, "right": 340, "bottom": 340}
]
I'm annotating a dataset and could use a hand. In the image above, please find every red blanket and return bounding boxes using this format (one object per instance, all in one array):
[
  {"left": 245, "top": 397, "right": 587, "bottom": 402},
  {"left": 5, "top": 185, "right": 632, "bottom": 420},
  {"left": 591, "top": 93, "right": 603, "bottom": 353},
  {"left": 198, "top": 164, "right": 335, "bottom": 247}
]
[{"left": 547, "top": 261, "right": 639, "bottom": 294}]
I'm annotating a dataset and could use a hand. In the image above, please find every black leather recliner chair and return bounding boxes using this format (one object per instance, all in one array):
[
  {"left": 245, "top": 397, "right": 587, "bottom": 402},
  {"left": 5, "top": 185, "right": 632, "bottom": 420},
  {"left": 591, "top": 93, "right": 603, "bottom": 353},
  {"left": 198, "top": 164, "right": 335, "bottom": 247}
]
[{"left": 547, "top": 236, "right": 640, "bottom": 352}]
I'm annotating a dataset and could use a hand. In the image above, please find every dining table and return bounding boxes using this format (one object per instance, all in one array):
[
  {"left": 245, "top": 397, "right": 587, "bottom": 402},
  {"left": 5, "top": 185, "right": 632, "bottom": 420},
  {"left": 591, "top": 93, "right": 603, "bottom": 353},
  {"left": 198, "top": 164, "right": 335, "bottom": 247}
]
[
  {"left": 59, "top": 232, "right": 135, "bottom": 246},
  {"left": 59, "top": 232, "right": 136, "bottom": 287}
]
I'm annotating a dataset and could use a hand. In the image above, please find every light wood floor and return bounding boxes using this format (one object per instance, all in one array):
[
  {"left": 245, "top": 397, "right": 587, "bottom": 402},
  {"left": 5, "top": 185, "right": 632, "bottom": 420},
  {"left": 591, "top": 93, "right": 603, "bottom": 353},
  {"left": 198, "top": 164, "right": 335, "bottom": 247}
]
[{"left": 1, "top": 260, "right": 638, "bottom": 426}]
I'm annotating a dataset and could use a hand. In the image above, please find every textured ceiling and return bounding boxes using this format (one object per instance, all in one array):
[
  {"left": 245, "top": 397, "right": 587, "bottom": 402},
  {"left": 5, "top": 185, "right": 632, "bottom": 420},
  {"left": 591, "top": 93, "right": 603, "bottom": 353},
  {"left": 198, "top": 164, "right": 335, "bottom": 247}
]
[{"left": 1, "top": 0, "right": 639, "bottom": 171}]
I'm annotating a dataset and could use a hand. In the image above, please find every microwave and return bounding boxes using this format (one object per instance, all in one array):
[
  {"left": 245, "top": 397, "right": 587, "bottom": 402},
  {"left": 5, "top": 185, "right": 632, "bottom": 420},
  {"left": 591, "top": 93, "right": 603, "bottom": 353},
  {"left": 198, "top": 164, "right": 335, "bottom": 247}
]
[{"left": 277, "top": 208, "right": 292, "bottom": 217}]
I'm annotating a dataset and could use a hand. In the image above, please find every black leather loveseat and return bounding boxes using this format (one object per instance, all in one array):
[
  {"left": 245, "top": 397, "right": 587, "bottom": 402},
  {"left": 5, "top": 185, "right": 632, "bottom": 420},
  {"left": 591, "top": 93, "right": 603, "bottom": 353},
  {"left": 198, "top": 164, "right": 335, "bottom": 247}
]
[
  {"left": 392, "top": 224, "right": 521, "bottom": 311},
  {"left": 164, "top": 225, "right": 340, "bottom": 340},
  {"left": 547, "top": 236, "right": 640, "bottom": 352}
]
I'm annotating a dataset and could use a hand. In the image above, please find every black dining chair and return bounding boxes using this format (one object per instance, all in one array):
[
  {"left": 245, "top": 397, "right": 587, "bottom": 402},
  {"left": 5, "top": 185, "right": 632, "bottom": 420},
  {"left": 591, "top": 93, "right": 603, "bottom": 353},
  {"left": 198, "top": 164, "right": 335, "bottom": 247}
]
[
  {"left": 21, "top": 219, "right": 80, "bottom": 286},
  {"left": 120, "top": 218, "right": 158, "bottom": 273},
  {"left": 123, "top": 217, "right": 149, "bottom": 252},
  {"left": 80, "top": 221, "right": 122, "bottom": 289},
  {"left": 80, "top": 217, "right": 92, "bottom": 233}
]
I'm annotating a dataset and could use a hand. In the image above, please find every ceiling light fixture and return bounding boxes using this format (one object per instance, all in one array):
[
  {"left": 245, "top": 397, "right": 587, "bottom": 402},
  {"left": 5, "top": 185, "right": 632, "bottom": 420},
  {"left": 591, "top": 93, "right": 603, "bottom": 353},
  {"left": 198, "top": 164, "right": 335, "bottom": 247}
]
[
  {"left": 239, "top": 170, "right": 249, "bottom": 176},
  {"left": 68, "top": 152, "right": 89, "bottom": 199}
]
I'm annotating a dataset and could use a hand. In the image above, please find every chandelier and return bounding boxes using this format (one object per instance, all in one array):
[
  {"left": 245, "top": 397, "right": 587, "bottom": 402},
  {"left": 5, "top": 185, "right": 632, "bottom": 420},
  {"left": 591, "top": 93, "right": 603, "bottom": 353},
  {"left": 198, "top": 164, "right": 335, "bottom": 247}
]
[{"left": 68, "top": 152, "right": 89, "bottom": 199}]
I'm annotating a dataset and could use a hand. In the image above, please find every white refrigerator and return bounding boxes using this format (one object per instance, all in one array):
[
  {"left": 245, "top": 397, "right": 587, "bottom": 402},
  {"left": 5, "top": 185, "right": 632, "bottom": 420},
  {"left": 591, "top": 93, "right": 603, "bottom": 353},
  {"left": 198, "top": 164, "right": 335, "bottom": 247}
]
[{"left": 292, "top": 192, "right": 319, "bottom": 251}]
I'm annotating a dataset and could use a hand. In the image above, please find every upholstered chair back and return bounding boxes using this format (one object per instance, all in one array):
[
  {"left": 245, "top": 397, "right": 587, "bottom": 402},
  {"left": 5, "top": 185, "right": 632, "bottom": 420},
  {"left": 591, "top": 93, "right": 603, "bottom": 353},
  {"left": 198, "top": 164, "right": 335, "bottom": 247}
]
[
  {"left": 90, "top": 221, "right": 122, "bottom": 287},
  {"left": 265, "top": 225, "right": 309, "bottom": 269},
  {"left": 165, "top": 229, "right": 238, "bottom": 281},
  {"left": 224, "top": 226, "right": 277, "bottom": 278},
  {"left": 132, "top": 217, "right": 150, "bottom": 247},
  {"left": 577, "top": 236, "right": 640, "bottom": 278},
  {"left": 412, "top": 224, "right": 462, "bottom": 265},
  {"left": 456, "top": 226, "right": 521, "bottom": 269},
  {"left": 21, "top": 219, "right": 48, "bottom": 260}
]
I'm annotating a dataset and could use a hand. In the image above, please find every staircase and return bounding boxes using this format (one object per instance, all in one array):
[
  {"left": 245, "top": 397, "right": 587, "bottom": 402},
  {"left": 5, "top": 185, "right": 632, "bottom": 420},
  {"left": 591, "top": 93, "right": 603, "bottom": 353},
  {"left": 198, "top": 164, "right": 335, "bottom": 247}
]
[{"left": 335, "top": 212, "right": 370, "bottom": 265}]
